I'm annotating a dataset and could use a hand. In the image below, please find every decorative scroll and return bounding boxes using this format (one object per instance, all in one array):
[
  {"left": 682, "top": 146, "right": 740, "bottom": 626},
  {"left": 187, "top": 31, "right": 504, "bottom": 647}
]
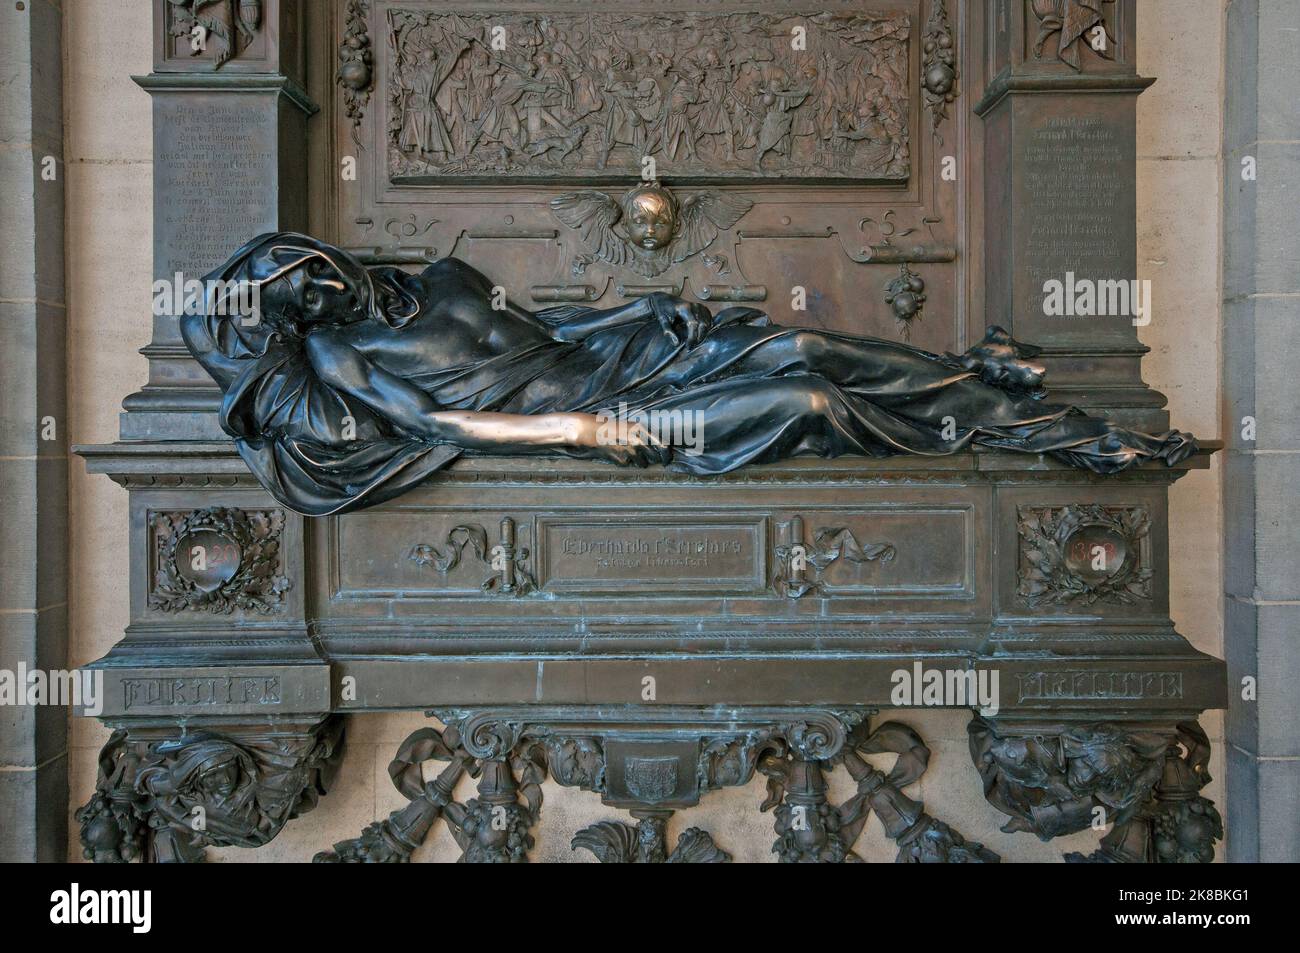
[
  {"left": 409, "top": 523, "right": 489, "bottom": 572},
  {"left": 408, "top": 518, "right": 537, "bottom": 595},
  {"left": 761, "top": 719, "right": 999, "bottom": 863},
  {"left": 384, "top": 9, "right": 911, "bottom": 181},
  {"left": 315, "top": 709, "right": 993, "bottom": 864},
  {"left": 848, "top": 208, "right": 955, "bottom": 265},
  {"left": 314, "top": 721, "right": 544, "bottom": 863},
  {"left": 1017, "top": 503, "right": 1151, "bottom": 607},
  {"left": 775, "top": 517, "right": 896, "bottom": 598},
  {"left": 149, "top": 507, "right": 290, "bottom": 613},
  {"left": 76, "top": 719, "right": 343, "bottom": 863}
]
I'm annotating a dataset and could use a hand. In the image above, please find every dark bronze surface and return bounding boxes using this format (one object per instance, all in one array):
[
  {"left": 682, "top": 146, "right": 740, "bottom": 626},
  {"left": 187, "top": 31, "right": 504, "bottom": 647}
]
[
  {"left": 76, "top": 716, "right": 343, "bottom": 863},
  {"left": 182, "top": 231, "right": 1196, "bottom": 516},
  {"left": 970, "top": 717, "right": 1224, "bottom": 863},
  {"left": 309, "top": 708, "right": 997, "bottom": 863},
  {"left": 68, "top": 1, "right": 1228, "bottom": 863},
  {"left": 381, "top": 8, "right": 911, "bottom": 183}
]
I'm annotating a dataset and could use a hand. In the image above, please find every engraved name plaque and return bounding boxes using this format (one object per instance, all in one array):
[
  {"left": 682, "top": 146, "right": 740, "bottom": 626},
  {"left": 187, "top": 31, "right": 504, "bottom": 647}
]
[
  {"left": 1015, "top": 671, "right": 1184, "bottom": 703},
  {"left": 536, "top": 516, "right": 766, "bottom": 593},
  {"left": 124, "top": 675, "right": 282, "bottom": 711}
]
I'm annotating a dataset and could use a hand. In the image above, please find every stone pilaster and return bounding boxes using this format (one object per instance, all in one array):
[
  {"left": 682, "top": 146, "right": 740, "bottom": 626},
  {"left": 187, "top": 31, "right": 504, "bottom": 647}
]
[
  {"left": 119, "top": 0, "right": 314, "bottom": 440},
  {"left": 0, "top": 0, "right": 68, "bottom": 862},
  {"left": 977, "top": 0, "right": 1167, "bottom": 429},
  {"left": 1221, "top": 0, "right": 1300, "bottom": 863}
]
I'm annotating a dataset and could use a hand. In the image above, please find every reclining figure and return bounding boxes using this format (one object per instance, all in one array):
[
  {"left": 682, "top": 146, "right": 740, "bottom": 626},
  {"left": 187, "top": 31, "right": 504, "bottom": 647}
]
[{"left": 182, "top": 232, "right": 1196, "bottom": 515}]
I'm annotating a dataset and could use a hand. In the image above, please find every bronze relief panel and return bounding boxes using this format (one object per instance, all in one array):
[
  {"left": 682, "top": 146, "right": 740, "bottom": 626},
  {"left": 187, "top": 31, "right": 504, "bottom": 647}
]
[
  {"left": 382, "top": 7, "right": 912, "bottom": 183},
  {"left": 331, "top": 509, "right": 537, "bottom": 597},
  {"left": 332, "top": 0, "right": 968, "bottom": 354},
  {"left": 995, "top": 487, "right": 1169, "bottom": 620},
  {"left": 148, "top": 507, "right": 291, "bottom": 614}
]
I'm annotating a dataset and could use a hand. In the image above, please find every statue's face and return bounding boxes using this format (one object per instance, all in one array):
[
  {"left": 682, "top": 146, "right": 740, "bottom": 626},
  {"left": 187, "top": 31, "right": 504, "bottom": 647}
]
[
  {"left": 624, "top": 193, "right": 675, "bottom": 250},
  {"left": 197, "top": 761, "right": 239, "bottom": 801},
  {"left": 264, "top": 255, "right": 366, "bottom": 325}
]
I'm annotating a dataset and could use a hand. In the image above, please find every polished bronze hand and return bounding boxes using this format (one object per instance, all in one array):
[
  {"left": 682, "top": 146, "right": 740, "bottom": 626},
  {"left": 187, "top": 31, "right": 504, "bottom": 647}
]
[{"left": 567, "top": 413, "right": 672, "bottom": 468}]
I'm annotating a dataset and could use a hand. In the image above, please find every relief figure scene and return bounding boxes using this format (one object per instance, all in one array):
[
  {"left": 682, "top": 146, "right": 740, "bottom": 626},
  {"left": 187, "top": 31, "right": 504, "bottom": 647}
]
[{"left": 384, "top": 9, "right": 911, "bottom": 181}]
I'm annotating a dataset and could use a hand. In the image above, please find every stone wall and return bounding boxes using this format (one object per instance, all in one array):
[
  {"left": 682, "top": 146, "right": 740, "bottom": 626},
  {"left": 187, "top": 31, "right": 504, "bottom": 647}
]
[
  {"left": 0, "top": 0, "right": 67, "bottom": 863},
  {"left": 64, "top": 0, "right": 1231, "bottom": 862},
  {"left": 1220, "top": 0, "right": 1300, "bottom": 863}
]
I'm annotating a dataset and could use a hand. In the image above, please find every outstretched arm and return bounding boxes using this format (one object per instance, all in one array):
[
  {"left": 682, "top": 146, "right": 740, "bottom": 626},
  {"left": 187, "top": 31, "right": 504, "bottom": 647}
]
[
  {"left": 302, "top": 327, "right": 665, "bottom": 463},
  {"left": 303, "top": 327, "right": 569, "bottom": 448}
]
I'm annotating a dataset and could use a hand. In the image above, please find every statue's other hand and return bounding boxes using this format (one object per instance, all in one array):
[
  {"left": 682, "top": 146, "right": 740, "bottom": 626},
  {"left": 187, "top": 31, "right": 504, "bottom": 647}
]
[
  {"left": 947, "top": 326, "right": 1048, "bottom": 399},
  {"left": 648, "top": 293, "right": 712, "bottom": 348}
]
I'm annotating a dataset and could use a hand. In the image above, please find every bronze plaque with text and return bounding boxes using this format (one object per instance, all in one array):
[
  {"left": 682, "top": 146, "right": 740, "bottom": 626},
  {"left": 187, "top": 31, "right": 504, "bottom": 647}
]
[{"left": 536, "top": 516, "right": 767, "bottom": 593}]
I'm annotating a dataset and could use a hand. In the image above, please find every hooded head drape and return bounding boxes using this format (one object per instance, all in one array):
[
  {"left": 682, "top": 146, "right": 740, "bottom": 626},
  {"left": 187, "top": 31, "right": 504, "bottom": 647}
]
[{"left": 181, "top": 232, "right": 462, "bottom": 516}]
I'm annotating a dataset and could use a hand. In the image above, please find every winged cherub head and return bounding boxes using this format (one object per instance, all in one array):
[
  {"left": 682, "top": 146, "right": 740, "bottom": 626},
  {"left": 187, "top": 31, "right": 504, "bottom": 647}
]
[
  {"left": 551, "top": 182, "right": 753, "bottom": 279},
  {"left": 620, "top": 182, "right": 678, "bottom": 251}
]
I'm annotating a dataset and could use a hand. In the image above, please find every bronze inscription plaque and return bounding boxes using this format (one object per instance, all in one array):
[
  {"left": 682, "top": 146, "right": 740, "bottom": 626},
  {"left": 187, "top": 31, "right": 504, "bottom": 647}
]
[
  {"left": 385, "top": 8, "right": 911, "bottom": 182},
  {"left": 154, "top": 94, "right": 278, "bottom": 280},
  {"left": 1014, "top": 99, "right": 1138, "bottom": 342},
  {"left": 536, "top": 516, "right": 766, "bottom": 593}
]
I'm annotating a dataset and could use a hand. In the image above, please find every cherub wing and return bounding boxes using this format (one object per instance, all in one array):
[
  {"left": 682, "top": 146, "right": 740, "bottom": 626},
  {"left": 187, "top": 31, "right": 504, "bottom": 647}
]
[
  {"left": 672, "top": 190, "right": 753, "bottom": 263},
  {"left": 550, "top": 190, "right": 628, "bottom": 267}
]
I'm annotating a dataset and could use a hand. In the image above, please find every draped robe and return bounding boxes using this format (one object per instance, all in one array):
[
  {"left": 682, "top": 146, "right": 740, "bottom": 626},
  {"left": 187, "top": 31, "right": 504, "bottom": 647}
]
[{"left": 182, "top": 233, "right": 1196, "bottom": 516}]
